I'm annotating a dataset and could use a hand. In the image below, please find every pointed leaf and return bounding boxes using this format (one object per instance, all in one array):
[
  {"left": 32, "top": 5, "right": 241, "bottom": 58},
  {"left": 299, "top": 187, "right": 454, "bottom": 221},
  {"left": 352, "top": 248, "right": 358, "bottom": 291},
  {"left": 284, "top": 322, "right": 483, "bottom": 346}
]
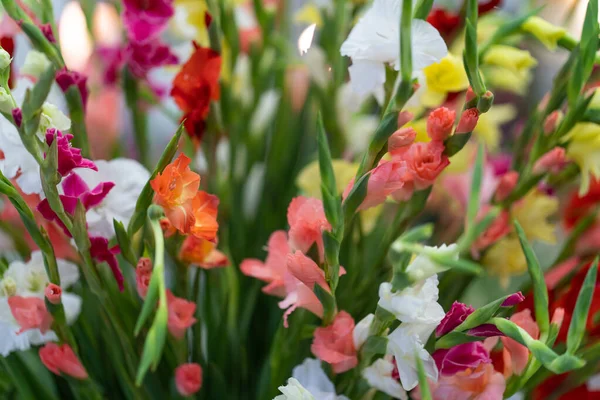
[
  {"left": 415, "top": 351, "right": 432, "bottom": 400},
  {"left": 566, "top": 258, "right": 598, "bottom": 353},
  {"left": 113, "top": 219, "right": 137, "bottom": 267},
  {"left": 466, "top": 143, "right": 485, "bottom": 229}
]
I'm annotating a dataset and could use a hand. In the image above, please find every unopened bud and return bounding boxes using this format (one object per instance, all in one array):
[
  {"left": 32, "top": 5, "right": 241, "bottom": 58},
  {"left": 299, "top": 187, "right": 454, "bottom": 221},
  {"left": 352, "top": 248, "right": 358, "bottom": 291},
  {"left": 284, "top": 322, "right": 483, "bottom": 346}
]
[
  {"left": 495, "top": 171, "right": 519, "bottom": 202},
  {"left": 0, "top": 87, "right": 13, "bottom": 114},
  {"left": 477, "top": 91, "right": 494, "bottom": 113},
  {"left": 388, "top": 127, "right": 416, "bottom": 154},
  {"left": 397, "top": 111, "right": 414, "bottom": 128},
  {"left": 533, "top": 147, "right": 567, "bottom": 175},
  {"left": 465, "top": 87, "right": 476, "bottom": 103},
  {"left": 456, "top": 108, "right": 480, "bottom": 134},
  {"left": 0, "top": 48, "right": 11, "bottom": 70},
  {"left": 543, "top": 111, "right": 562, "bottom": 135},
  {"left": 45, "top": 283, "right": 62, "bottom": 304}
]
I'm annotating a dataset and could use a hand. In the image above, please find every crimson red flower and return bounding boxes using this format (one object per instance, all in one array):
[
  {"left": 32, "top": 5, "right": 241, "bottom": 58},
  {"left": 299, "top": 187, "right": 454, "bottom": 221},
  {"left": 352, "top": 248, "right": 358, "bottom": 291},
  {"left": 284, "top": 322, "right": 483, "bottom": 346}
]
[
  {"left": 427, "top": 8, "right": 461, "bottom": 37},
  {"left": 171, "top": 43, "right": 221, "bottom": 142},
  {"left": 563, "top": 179, "right": 600, "bottom": 228}
]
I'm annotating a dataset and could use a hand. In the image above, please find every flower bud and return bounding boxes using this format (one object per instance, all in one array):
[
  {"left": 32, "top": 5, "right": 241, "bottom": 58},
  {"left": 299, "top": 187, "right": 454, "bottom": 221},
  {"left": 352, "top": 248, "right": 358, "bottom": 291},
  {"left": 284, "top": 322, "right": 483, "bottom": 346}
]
[
  {"left": 388, "top": 127, "right": 416, "bottom": 153},
  {"left": 533, "top": 147, "right": 567, "bottom": 175},
  {"left": 465, "top": 87, "right": 476, "bottom": 103},
  {"left": 20, "top": 50, "right": 51, "bottom": 79},
  {"left": 495, "top": 171, "right": 519, "bottom": 202},
  {"left": 0, "top": 87, "right": 14, "bottom": 114},
  {"left": 12, "top": 108, "right": 22, "bottom": 127},
  {"left": 0, "top": 47, "right": 11, "bottom": 70},
  {"left": 436, "top": 302, "right": 474, "bottom": 337},
  {"left": 543, "top": 111, "right": 562, "bottom": 135},
  {"left": 175, "top": 363, "right": 203, "bottom": 396},
  {"left": 397, "top": 111, "right": 414, "bottom": 127},
  {"left": 427, "top": 107, "right": 456, "bottom": 141},
  {"left": 456, "top": 108, "right": 479, "bottom": 134},
  {"left": 45, "top": 283, "right": 62, "bottom": 304},
  {"left": 501, "top": 292, "right": 525, "bottom": 307},
  {"left": 522, "top": 16, "right": 567, "bottom": 50},
  {"left": 40, "top": 23, "right": 56, "bottom": 43},
  {"left": 551, "top": 307, "right": 565, "bottom": 327}
]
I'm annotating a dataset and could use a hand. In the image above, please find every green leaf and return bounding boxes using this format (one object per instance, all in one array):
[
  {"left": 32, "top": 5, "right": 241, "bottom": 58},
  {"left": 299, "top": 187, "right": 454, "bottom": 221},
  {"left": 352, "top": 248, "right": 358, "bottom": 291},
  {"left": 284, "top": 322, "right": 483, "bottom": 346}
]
[
  {"left": 72, "top": 201, "right": 91, "bottom": 253},
  {"left": 454, "top": 294, "right": 515, "bottom": 332},
  {"left": 415, "top": 352, "right": 432, "bottom": 400},
  {"left": 113, "top": 219, "right": 137, "bottom": 267},
  {"left": 362, "top": 336, "right": 388, "bottom": 356},
  {"left": 428, "top": 254, "right": 483, "bottom": 276},
  {"left": 413, "top": 0, "right": 434, "bottom": 19},
  {"left": 466, "top": 143, "right": 485, "bottom": 230},
  {"left": 566, "top": 258, "right": 598, "bottom": 353},
  {"left": 317, "top": 112, "right": 342, "bottom": 234},
  {"left": 435, "top": 331, "right": 486, "bottom": 350},
  {"left": 400, "top": 0, "right": 413, "bottom": 82},
  {"left": 355, "top": 112, "right": 398, "bottom": 178},
  {"left": 342, "top": 172, "right": 369, "bottom": 223},
  {"left": 444, "top": 132, "right": 472, "bottom": 157},
  {"left": 514, "top": 221, "right": 550, "bottom": 334}
]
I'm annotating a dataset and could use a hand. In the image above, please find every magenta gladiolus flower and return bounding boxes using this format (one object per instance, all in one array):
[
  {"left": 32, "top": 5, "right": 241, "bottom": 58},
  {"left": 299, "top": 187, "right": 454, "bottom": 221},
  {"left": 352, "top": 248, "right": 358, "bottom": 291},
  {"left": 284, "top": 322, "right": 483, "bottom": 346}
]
[
  {"left": 122, "top": 0, "right": 174, "bottom": 43},
  {"left": 12, "top": 108, "right": 22, "bottom": 127},
  {"left": 55, "top": 68, "right": 89, "bottom": 107},
  {"left": 39, "top": 23, "right": 55, "bottom": 43},
  {"left": 37, "top": 173, "right": 114, "bottom": 236},
  {"left": 436, "top": 302, "right": 474, "bottom": 337},
  {"left": 501, "top": 292, "right": 525, "bottom": 307},
  {"left": 433, "top": 342, "right": 491, "bottom": 376},
  {"left": 468, "top": 324, "right": 504, "bottom": 338},
  {"left": 89, "top": 236, "right": 124, "bottom": 291},
  {"left": 45, "top": 129, "right": 96, "bottom": 176},
  {"left": 125, "top": 40, "right": 178, "bottom": 78}
]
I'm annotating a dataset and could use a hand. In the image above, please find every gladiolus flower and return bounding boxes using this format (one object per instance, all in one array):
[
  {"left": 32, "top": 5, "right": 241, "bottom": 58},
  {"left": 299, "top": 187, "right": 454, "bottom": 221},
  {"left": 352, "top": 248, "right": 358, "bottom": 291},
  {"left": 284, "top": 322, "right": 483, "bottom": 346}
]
[
  {"left": 135, "top": 257, "right": 152, "bottom": 298},
  {"left": 472, "top": 208, "right": 511, "bottom": 256},
  {"left": 427, "top": 107, "right": 456, "bottom": 141},
  {"left": 167, "top": 290, "right": 196, "bottom": 339},
  {"left": 286, "top": 251, "right": 329, "bottom": 293},
  {"left": 122, "top": 0, "right": 174, "bottom": 43},
  {"left": 89, "top": 236, "right": 123, "bottom": 291},
  {"left": 398, "top": 111, "right": 414, "bottom": 128},
  {"left": 403, "top": 141, "right": 450, "bottom": 190},
  {"left": 433, "top": 342, "right": 491, "bottom": 376},
  {"left": 125, "top": 40, "right": 178, "bottom": 79},
  {"left": 544, "top": 111, "right": 562, "bottom": 135},
  {"left": 171, "top": 44, "right": 221, "bottom": 142},
  {"left": 240, "top": 230, "right": 290, "bottom": 297},
  {"left": 388, "top": 127, "right": 417, "bottom": 155},
  {"left": 533, "top": 147, "right": 567, "bottom": 175},
  {"left": 563, "top": 122, "right": 600, "bottom": 195},
  {"left": 436, "top": 302, "right": 474, "bottom": 337},
  {"left": 175, "top": 363, "right": 203, "bottom": 396},
  {"left": 417, "top": 364, "right": 505, "bottom": 400},
  {"left": 311, "top": 311, "right": 358, "bottom": 374},
  {"left": 494, "top": 171, "right": 519, "bottom": 202},
  {"left": 179, "top": 236, "right": 228, "bottom": 269},
  {"left": 456, "top": 108, "right": 480, "bottom": 134},
  {"left": 189, "top": 191, "right": 219, "bottom": 241},
  {"left": 522, "top": 16, "right": 567, "bottom": 50},
  {"left": 353, "top": 314, "right": 374, "bottom": 350},
  {"left": 12, "top": 107, "right": 21, "bottom": 127},
  {"left": 501, "top": 309, "right": 539, "bottom": 377},
  {"left": 40, "top": 23, "right": 55, "bottom": 43},
  {"left": 8, "top": 296, "right": 53, "bottom": 334},
  {"left": 55, "top": 68, "right": 89, "bottom": 108},
  {"left": 426, "top": 8, "right": 460, "bottom": 37},
  {"left": 287, "top": 196, "right": 331, "bottom": 258},
  {"left": 45, "top": 283, "right": 62, "bottom": 304},
  {"left": 502, "top": 292, "right": 525, "bottom": 307},
  {"left": 39, "top": 343, "right": 88, "bottom": 380},
  {"left": 45, "top": 129, "right": 96, "bottom": 176}
]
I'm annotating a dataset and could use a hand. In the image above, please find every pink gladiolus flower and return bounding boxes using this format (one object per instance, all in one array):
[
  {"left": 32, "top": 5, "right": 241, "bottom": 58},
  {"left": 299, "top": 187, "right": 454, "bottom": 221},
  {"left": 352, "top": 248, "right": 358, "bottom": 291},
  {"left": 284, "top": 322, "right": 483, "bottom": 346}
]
[
  {"left": 45, "top": 283, "right": 62, "bottom": 304},
  {"left": 388, "top": 128, "right": 417, "bottom": 155},
  {"left": 433, "top": 342, "right": 491, "bottom": 376},
  {"left": 39, "top": 343, "right": 88, "bottom": 380},
  {"left": 551, "top": 307, "right": 565, "bottom": 327},
  {"left": 419, "top": 364, "right": 505, "bottom": 400},
  {"left": 287, "top": 196, "right": 331, "bottom": 259},
  {"left": 533, "top": 147, "right": 567, "bottom": 175},
  {"left": 427, "top": 107, "right": 456, "bottom": 141},
  {"left": 465, "top": 87, "right": 476, "bottom": 103},
  {"left": 501, "top": 309, "right": 539, "bottom": 377},
  {"left": 46, "top": 129, "right": 96, "bottom": 176},
  {"left": 456, "top": 108, "right": 480, "bottom": 134},
  {"left": 12, "top": 107, "right": 21, "bottom": 127},
  {"left": 240, "top": 230, "right": 290, "bottom": 297},
  {"left": 167, "top": 290, "right": 197, "bottom": 339},
  {"left": 403, "top": 141, "right": 450, "bottom": 190},
  {"left": 494, "top": 171, "right": 519, "bottom": 202},
  {"left": 89, "top": 236, "right": 124, "bottom": 291},
  {"left": 544, "top": 111, "right": 562, "bottom": 135},
  {"left": 311, "top": 311, "right": 358, "bottom": 374},
  {"left": 37, "top": 173, "right": 114, "bottom": 236},
  {"left": 39, "top": 23, "right": 55, "bottom": 43},
  {"left": 175, "top": 363, "right": 203, "bottom": 396},
  {"left": 278, "top": 275, "right": 324, "bottom": 328},
  {"left": 286, "top": 251, "right": 329, "bottom": 292},
  {"left": 136, "top": 257, "right": 152, "bottom": 298},
  {"left": 8, "top": 296, "right": 53, "bottom": 333},
  {"left": 472, "top": 208, "right": 511, "bottom": 256},
  {"left": 122, "top": 0, "right": 174, "bottom": 43},
  {"left": 96, "top": 46, "right": 127, "bottom": 85},
  {"left": 125, "top": 40, "right": 178, "bottom": 79},
  {"left": 55, "top": 68, "right": 89, "bottom": 108},
  {"left": 436, "top": 301, "right": 474, "bottom": 337},
  {"left": 398, "top": 111, "right": 414, "bottom": 127}
]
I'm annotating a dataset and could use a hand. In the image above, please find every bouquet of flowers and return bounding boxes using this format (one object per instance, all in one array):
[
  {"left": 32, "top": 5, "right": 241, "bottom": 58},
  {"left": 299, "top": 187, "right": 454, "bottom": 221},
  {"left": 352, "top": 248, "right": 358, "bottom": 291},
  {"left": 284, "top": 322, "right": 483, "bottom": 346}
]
[{"left": 0, "top": 0, "right": 599, "bottom": 398}]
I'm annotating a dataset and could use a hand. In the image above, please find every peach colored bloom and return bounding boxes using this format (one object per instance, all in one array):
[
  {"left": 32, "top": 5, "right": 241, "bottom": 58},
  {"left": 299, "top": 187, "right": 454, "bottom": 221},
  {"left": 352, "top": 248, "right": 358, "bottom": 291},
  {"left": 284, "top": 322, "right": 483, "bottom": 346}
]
[
  {"left": 472, "top": 208, "right": 511, "bottom": 257},
  {"left": 420, "top": 364, "right": 505, "bottom": 400},
  {"left": 456, "top": 108, "right": 480, "bottom": 134},
  {"left": 533, "top": 147, "right": 567, "bottom": 175},
  {"left": 8, "top": 296, "right": 53, "bottom": 334},
  {"left": 189, "top": 191, "right": 219, "bottom": 241},
  {"left": 388, "top": 127, "right": 417, "bottom": 156},
  {"left": 167, "top": 290, "right": 197, "bottom": 339},
  {"left": 311, "top": 311, "right": 358, "bottom": 374},
  {"left": 151, "top": 154, "right": 200, "bottom": 234},
  {"left": 286, "top": 251, "right": 330, "bottom": 293},
  {"left": 287, "top": 196, "right": 331, "bottom": 259},
  {"left": 179, "top": 236, "right": 228, "bottom": 269},
  {"left": 403, "top": 141, "right": 450, "bottom": 190},
  {"left": 136, "top": 257, "right": 152, "bottom": 298},
  {"left": 398, "top": 111, "right": 414, "bottom": 127},
  {"left": 240, "top": 230, "right": 290, "bottom": 297},
  {"left": 39, "top": 343, "right": 88, "bottom": 380},
  {"left": 175, "top": 363, "right": 203, "bottom": 396},
  {"left": 44, "top": 283, "right": 62, "bottom": 305},
  {"left": 501, "top": 309, "right": 539, "bottom": 377},
  {"left": 494, "top": 171, "right": 519, "bottom": 202},
  {"left": 544, "top": 111, "right": 562, "bottom": 135},
  {"left": 427, "top": 107, "right": 456, "bottom": 141}
]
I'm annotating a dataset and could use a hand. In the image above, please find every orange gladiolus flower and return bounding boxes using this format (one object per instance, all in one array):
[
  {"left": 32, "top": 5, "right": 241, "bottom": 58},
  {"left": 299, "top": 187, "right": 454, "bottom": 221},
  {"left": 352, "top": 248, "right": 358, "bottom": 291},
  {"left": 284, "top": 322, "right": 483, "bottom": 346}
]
[
  {"left": 189, "top": 191, "right": 219, "bottom": 241},
  {"left": 179, "top": 236, "right": 228, "bottom": 269}
]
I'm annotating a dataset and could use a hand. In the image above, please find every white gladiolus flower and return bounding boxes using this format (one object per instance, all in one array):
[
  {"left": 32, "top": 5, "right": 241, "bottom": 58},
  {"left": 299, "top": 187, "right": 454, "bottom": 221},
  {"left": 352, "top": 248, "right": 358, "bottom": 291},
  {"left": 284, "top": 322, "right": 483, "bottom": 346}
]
[
  {"left": 404, "top": 243, "right": 459, "bottom": 282},
  {"left": 353, "top": 313, "right": 374, "bottom": 349},
  {"left": 340, "top": 0, "right": 447, "bottom": 104},
  {"left": 250, "top": 90, "right": 281, "bottom": 136},
  {"left": 378, "top": 276, "right": 444, "bottom": 336},
  {"left": 0, "top": 86, "right": 13, "bottom": 113},
  {"left": 362, "top": 356, "right": 407, "bottom": 400},
  {"left": 387, "top": 324, "right": 438, "bottom": 391},
  {"left": 40, "top": 103, "right": 71, "bottom": 133},
  {"left": 0, "top": 251, "right": 81, "bottom": 356},
  {"left": 275, "top": 359, "right": 349, "bottom": 400},
  {"left": 74, "top": 158, "right": 150, "bottom": 238},
  {"left": 20, "top": 50, "right": 52, "bottom": 79}
]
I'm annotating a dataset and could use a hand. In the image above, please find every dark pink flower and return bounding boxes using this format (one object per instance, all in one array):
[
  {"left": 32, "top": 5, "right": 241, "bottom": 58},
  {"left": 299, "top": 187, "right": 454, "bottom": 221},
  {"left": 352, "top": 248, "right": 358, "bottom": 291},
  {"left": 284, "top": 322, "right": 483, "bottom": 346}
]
[
  {"left": 90, "top": 236, "right": 123, "bottom": 291},
  {"left": 436, "top": 302, "right": 474, "bottom": 337},
  {"left": 125, "top": 40, "right": 178, "bottom": 79},
  {"left": 501, "top": 292, "right": 525, "bottom": 307},
  {"left": 45, "top": 129, "right": 96, "bottom": 176},
  {"left": 122, "top": 0, "right": 174, "bottom": 43},
  {"left": 311, "top": 311, "right": 358, "bottom": 373},
  {"left": 96, "top": 46, "right": 127, "bottom": 85},
  {"left": 468, "top": 324, "right": 504, "bottom": 337},
  {"left": 175, "top": 363, "right": 203, "bottom": 396},
  {"left": 55, "top": 68, "right": 89, "bottom": 108},
  {"left": 12, "top": 108, "right": 21, "bottom": 127},
  {"left": 433, "top": 342, "right": 491, "bottom": 376},
  {"left": 8, "top": 296, "right": 53, "bottom": 333},
  {"left": 45, "top": 283, "right": 62, "bottom": 304},
  {"left": 39, "top": 343, "right": 88, "bottom": 380},
  {"left": 39, "top": 23, "right": 55, "bottom": 43},
  {"left": 37, "top": 173, "right": 114, "bottom": 236}
]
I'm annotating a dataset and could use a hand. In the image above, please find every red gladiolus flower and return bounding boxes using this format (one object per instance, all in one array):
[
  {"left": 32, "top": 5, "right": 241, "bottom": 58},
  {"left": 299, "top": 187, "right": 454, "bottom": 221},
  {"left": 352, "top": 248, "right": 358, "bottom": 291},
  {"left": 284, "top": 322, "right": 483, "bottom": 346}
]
[
  {"left": 39, "top": 343, "right": 88, "bottom": 380},
  {"left": 175, "top": 363, "right": 203, "bottom": 396}
]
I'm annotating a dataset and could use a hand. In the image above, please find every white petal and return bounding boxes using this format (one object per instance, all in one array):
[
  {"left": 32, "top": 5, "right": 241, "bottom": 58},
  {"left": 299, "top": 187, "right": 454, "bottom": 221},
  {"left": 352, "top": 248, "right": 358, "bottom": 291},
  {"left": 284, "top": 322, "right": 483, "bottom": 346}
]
[
  {"left": 292, "top": 358, "right": 336, "bottom": 395},
  {"left": 56, "top": 256, "right": 80, "bottom": 288},
  {"left": 348, "top": 60, "right": 386, "bottom": 103},
  {"left": 410, "top": 19, "right": 448, "bottom": 70},
  {"left": 62, "top": 293, "right": 82, "bottom": 324}
]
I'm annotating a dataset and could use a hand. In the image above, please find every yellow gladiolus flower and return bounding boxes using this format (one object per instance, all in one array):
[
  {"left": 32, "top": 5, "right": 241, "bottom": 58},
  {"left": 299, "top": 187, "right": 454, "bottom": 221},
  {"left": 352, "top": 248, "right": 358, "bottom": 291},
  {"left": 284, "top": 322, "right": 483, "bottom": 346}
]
[
  {"left": 297, "top": 159, "right": 358, "bottom": 198},
  {"left": 482, "top": 236, "right": 527, "bottom": 287},
  {"left": 484, "top": 66, "right": 531, "bottom": 95},
  {"left": 174, "top": 0, "right": 209, "bottom": 47},
  {"left": 483, "top": 45, "right": 538, "bottom": 75},
  {"left": 563, "top": 122, "right": 600, "bottom": 195},
  {"left": 420, "top": 54, "right": 469, "bottom": 108},
  {"left": 522, "top": 16, "right": 567, "bottom": 51},
  {"left": 473, "top": 104, "right": 517, "bottom": 151},
  {"left": 512, "top": 190, "right": 558, "bottom": 244}
]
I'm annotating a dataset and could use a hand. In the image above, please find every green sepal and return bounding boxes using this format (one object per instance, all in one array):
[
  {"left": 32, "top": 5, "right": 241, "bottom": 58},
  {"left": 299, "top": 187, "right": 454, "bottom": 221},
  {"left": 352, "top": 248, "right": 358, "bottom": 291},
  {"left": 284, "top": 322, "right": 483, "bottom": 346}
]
[
  {"left": 444, "top": 132, "right": 472, "bottom": 157},
  {"left": 314, "top": 284, "right": 336, "bottom": 325},
  {"left": 113, "top": 219, "right": 137, "bottom": 268},
  {"left": 22, "top": 66, "right": 55, "bottom": 137},
  {"left": 435, "top": 331, "right": 486, "bottom": 350},
  {"left": 362, "top": 336, "right": 388, "bottom": 357}
]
